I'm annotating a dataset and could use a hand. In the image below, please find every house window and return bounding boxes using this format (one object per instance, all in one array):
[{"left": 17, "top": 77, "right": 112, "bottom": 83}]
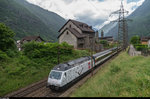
[
  {"left": 70, "top": 25, "right": 71, "bottom": 28},
  {"left": 78, "top": 44, "right": 84, "bottom": 49},
  {"left": 67, "top": 32, "right": 69, "bottom": 35}
]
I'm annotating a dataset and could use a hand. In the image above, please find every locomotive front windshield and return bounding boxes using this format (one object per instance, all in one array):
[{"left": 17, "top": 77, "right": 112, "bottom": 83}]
[{"left": 50, "top": 71, "right": 62, "bottom": 80}]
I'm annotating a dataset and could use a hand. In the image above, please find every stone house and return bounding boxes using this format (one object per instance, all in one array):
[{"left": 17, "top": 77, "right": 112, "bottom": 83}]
[
  {"left": 20, "top": 36, "right": 44, "bottom": 44},
  {"left": 17, "top": 36, "right": 44, "bottom": 51},
  {"left": 58, "top": 19, "right": 96, "bottom": 49},
  {"left": 141, "top": 37, "right": 150, "bottom": 45},
  {"left": 16, "top": 40, "right": 21, "bottom": 51}
]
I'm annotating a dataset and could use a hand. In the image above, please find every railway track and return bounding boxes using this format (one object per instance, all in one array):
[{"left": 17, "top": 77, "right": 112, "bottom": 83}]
[
  {"left": 4, "top": 78, "right": 62, "bottom": 97},
  {"left": 4, "top": 50, "right": 121, "bottom": 97},
  {"left": 4, "top": 77, "right": 64, "bottom": 97}
]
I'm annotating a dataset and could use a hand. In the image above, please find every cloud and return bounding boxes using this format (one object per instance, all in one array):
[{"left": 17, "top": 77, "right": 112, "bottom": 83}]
[{"left": 26, "top": 0, "right": 145, "bottom": 30}]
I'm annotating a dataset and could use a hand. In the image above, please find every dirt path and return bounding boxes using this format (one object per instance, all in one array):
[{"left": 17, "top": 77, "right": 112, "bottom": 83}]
[{"left": 128, "top": 45, "right": 141, "bottom": 56}]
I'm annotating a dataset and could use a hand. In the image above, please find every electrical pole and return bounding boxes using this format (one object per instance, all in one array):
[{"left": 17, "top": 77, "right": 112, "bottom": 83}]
[
  {"left": 57, "top": 45, "right": 60, "bottom": 64},
  {"left": 110, "top": 1, "right": 132, "bottom": 51},
  {"left": 90, "top": 37, "right": 95, "bottom": 76}
]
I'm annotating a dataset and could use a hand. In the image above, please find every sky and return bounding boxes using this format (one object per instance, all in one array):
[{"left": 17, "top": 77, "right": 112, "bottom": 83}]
[{"left": 26, "top": 0, "right": 145, "bottom": 30}]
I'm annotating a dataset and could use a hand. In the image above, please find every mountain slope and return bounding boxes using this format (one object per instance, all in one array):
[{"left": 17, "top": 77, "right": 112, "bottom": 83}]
[
  {"left": 0, "top": 0, "right": 66, "bottom": 41},
  {"left": 105, "top": 0, "right": 150, "bottom": 40},
  {"left": 15, "top": 0, "right": 66, "bottom": 40}
]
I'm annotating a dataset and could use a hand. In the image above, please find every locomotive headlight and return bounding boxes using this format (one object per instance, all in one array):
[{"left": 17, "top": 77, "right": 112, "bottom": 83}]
[
  {"left": 49, "top": 80, "right": 60, "bottom": 86},
  {"left": 55, "top": 81, "right": 61, "bottom": 87},
  {"left": 55, "top": 84, "right": 60, "bottom": 87}
]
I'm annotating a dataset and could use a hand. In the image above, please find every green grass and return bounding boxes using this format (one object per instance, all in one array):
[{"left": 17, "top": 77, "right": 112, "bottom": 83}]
[
  {"left": 71, "top": 51, "right": 150, "bottom": 97},
  {"left": 0, "top": 50, "right": 89, "bottom": 97}
]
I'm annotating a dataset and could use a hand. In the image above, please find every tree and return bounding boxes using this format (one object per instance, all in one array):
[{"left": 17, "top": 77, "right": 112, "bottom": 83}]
[
  {"left": 130, "top": 36, "right": 140, "bottom": 45},
  {"left": 0, "top": 23, "right": 16, "bottom": 51}
]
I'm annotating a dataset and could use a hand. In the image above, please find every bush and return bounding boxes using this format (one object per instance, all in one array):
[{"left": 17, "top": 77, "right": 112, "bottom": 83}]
[
  {"left": 134, "top": 44, "right": 148, "bottom": 51},
  {"left": 23, "top": 42, "right": 74, "bottom": 59},
  {"left": 8, "top": 66, "right": 23, "bottom": 76},
  {"left": 5, "top": 49, "right": 19, "bottom": 58},
  {"left": 0, "top": 50, "right": 8, "bottom": 61},
  {"left": 59, "top": 42, "right": 74, "bottom": 54},
  {"left": 100, "top": 40, "right": 109, "bottom": 48},
  {"left": 130, "top": 36, "right": 140, "bottom": 45},
  {"left": 73, "top": 50, "right": 90, "bottom": 57},
  {"left": 0, "top": 23, "right": 16, "bottom": 51},
  {"left": 100, "top": 40, "right": 108, "bottom": 45}
]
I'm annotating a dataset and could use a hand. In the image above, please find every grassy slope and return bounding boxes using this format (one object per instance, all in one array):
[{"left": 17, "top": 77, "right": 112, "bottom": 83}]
[
  {"left": 71, "top": 51, "right": 150, "bottom": 97},
  {"left": 0, "top": 50, "right": 89, "bottom": 97}
]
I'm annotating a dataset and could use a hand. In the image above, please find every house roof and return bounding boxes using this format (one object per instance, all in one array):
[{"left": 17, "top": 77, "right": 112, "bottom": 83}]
[
  {"left": 70, "top": 20, "right": 95, "bottom": 33},
  {"left": 67, "top": 28, "right": 86, "bottom": 38},
  {"left": 58, "top": 28, "right": 86, "bottom": 39},
  {"left": 20, "top": 36, "right": 44, "bottom": 43},
  {"left": 58, "top": 19, "right": 95, "bottom": 33},
  {"left": 141, "top": 37, "right": 150, "bottom": 42}
]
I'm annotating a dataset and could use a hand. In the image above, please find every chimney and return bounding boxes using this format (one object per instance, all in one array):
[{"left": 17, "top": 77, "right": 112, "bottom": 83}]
[
  {"left": 95, "top": 31, "right": 99, "bottom": 38},
  {"left": 85, "top": 25, "right": 88, "bottom": 28},
  {"left": 95, "top": 31, "right": 99, "bottom": 42},
  {"left": 89, "top": 26, "right": 92, "bottom": 29},
  {"left": 80, "top": 24, "right": 84, "bottom": 27}
]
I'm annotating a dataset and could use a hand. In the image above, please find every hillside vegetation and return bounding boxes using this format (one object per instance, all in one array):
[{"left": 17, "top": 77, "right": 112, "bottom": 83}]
[
  {"left": 0, "top": 0, "right": 66, "bottom": 41},
  {"left": 15, "top": 0, "right": 66, "bottom": 41},
  {"left": 71, "top": 51, "right": 150, "bottom": 97}
]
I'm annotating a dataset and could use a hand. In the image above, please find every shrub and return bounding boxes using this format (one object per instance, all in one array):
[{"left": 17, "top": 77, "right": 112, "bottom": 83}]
[
  {"left": 23, "top": 42, "right": 74, "bottom": 59},
  {"left": 100, "top": 40, "right": 109, "bottom": 47},
  {"left": 0, "top": 23, "right": 16, "bottom": 51},
  {"left": 6, "top": 64, "right": 26, "bottom": 76},
  {"left": 0, "top": 50, "right": 8, "bottom": 61},
  {"left": 130, "top": 36, "right": 140, "bottom": 45},
  {"left": 134, "top": 44, "right": 148, "bottom": 51},
  {"left": 73, "top": 50, "right": 90, "bottom": 57},
  {"left": 5, "top": 49, "right": 18, "bottom": 58}
]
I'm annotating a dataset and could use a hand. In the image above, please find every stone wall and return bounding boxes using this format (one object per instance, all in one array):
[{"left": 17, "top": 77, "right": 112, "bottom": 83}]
[
  {"left": 148, "top": 40, "right": 150, "bottom": 47},
  {"left": 59, "top": 30, "right": 78, "bottom": 48}
]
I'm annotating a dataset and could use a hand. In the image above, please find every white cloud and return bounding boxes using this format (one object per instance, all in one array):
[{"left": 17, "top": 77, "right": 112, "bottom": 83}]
[{"left": 26, "top": 0, "right": 145, "bottom": 30}]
